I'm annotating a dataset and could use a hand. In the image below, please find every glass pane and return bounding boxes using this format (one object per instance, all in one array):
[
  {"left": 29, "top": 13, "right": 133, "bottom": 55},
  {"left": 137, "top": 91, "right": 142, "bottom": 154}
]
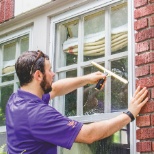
[
  {"left": 0, "top": 85, "right": 13, "bottom": 126},
  {"left": 59, "top": 19, "right": 79, "bottom": 67},
  {"left": 62, "top": 125, "right": 130, "bottom": 154},
  {"left": 20, "top": 35, "right": 29, "bottom": 54},
  {"left": 2, "top": 73, "right": 14, "bottom": 82},
  {"left": 3, "top": 42, "right": 16, "bottom": 61},
  {"left": 2, "top": 42, "right": 16, "bottom": 76},
  {"left": 84, "top": 10, "right": 105, "bottom": 61},
  {"left": 111, "top": 2, "right": 128, "bottom": 54},
  {"left": 111, "top": 58, "right": 128, "bottom": 112},
  {"left": 0, "top": 133, "right": 7, "bottom": 152},
  {"left": 64, "top": 70, "right": 77, "bottom": 116},
  {"left": 83, "top": 64, "right": 105, "bottom": 115}
]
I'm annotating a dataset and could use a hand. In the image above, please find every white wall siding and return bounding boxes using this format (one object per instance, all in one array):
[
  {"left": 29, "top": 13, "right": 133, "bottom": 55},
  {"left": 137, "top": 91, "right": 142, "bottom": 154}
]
[{"left": 15, "top": 0, "right": 52, "bottom": 16}]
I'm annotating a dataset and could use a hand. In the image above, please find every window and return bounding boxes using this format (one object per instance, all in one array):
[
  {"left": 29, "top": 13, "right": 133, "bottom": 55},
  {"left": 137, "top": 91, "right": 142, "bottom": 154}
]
[
  {"left": 0, "top": 28, "right": 31, "bottom": 149},
  {"left": 51, "top": 0, "right": 134, "bottom": 153}
]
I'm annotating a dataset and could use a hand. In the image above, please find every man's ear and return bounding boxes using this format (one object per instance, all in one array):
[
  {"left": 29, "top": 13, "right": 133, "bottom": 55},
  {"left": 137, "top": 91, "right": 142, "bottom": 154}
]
[{"left": 33, "top": 70, "right": 43, "bottom": 81}]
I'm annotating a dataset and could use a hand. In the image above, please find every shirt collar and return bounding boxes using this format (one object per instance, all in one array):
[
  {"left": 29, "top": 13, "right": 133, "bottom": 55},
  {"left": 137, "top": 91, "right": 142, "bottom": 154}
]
[{"left": 17, "top": 89, "right": 42, "bottom": 102}]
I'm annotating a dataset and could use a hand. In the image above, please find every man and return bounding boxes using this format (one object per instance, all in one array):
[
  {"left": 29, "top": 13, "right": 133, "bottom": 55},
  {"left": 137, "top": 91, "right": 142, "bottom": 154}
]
[{"left": 6, "top": 50, "right": 148, "bottom": 154}]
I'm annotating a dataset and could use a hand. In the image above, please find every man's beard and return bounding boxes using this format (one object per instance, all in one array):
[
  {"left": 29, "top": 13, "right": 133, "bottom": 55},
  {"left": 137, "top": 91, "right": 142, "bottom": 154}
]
[{"left": 40, "top": 75, "right": 52, "bottom": 94}]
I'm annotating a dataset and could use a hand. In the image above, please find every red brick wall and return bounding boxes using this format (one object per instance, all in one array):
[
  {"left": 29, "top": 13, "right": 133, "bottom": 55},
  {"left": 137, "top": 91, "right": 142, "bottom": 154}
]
[
  {"left": 134, "top": 0, "right": 154, "bottom": 153},
  {"left": 0, "top": 0, "right": 14, "bottom": 24}
]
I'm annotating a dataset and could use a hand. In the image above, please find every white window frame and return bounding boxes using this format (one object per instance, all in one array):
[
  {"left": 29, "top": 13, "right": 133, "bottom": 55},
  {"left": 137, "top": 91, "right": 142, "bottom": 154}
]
[
  {"left": 50, "top": 0, "right": 136, "bottom": 153},
  {"left": 0, "top": 27, "right": 33, "bottom": 133}
]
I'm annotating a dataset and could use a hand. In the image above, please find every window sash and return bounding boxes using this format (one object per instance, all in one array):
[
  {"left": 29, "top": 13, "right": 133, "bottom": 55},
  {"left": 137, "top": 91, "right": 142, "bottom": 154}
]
[
  {"left": 51, "top": 0, "right": 135, "bottom": 153},
  {"left": 0, "top": 28, "right": 32, "bottom": 132}
]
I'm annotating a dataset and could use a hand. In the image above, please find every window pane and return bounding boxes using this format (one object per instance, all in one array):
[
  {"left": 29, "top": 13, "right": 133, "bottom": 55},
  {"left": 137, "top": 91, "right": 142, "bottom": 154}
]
[
  {"left": 84, "top": 10, "right": 105, "bottom": 61},
  {"left": 0, "top": 85, "right": 13, "bottom": 126},
  {"left": 59, "top": 19, "right": 79, "bottom": 67},
  {"left": 111, "top": 58, "right": 128, "bottom": 112},
  {"left": 2, "top": 42, "right": 16, "bottom": 82},
  {"left": 0, "top": 132, "right": 7, "bottom": 152},
  {"left": 83, "top": 64, "right": 105, "bottom": 115},
  {"left": 62, "top": 125, "right": 130, "bottom": 154},
  {"left": 59, "top": 70, "right": 77, "bottom": 116},
  {"left": 2, "top": 73, "right": 14, "bottom": 82},
  {"left": 111, "top": 2, "right": 128, "bottom": 54},
  {"left": 2, "top": 42, "right": 16, "bottom": 75},
  {"left": 20, "top": 35, "right": 29, "bottom": 54}
]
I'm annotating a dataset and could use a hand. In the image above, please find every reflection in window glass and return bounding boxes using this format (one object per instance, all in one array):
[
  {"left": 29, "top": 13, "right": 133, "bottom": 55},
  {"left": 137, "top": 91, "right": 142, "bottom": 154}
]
[
  {"left": 63, "top": 125, "right": 130, "bottom": 154},
  {"left": 111, "top": 2, "right": 128, "bottom": 54},
  {"left": 20, "top": 36, "right": 29, "bottom": 54},
  {"left": 65, "top": 70, "right": 77, "bottom": 116},
  {"left": 0, "top": 85, "right": 13, "bottom": 126},
  {"left": 111, "top": 58, "right": 128, "bottom": 112},
  {"left": 84, "top": 11, "right": 105, "bottom": 61},
  {"left": 2, "top": 74, "right": 14, "bottom": 82},
  {"left": 59, "top": 19, "right": 79, "bottom": 67},
  {"left": 2, "top": 42, "right": 16, "bottom": 75},
  {"left": 83, "top": 65, "right": 105, "bottom": 115},
  {"left": 0, "top": 133, "right": 7, "bottom": 152}
]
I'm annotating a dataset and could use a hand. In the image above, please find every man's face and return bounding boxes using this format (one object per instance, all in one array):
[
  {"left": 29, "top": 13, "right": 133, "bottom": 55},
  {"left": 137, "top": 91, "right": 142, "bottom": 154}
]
[{"left": 40, "top": 59, "right": 55, "bottom": 94}]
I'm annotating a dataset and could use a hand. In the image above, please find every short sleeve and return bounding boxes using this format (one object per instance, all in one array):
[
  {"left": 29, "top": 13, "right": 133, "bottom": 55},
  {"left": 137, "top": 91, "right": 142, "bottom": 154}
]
[
  {"left": 42, "top": 93, "right": 50, "bottom": 104},
  {"left": 29, "top": 104, "right": 83, "bottom": 149}
]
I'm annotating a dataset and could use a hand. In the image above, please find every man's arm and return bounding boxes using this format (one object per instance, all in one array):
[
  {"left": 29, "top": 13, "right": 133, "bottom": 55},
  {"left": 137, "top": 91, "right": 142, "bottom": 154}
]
[
  {"left": 75, "top": 86, "right": 148, "bottom": 144},
  {"left": 50, "top": 71, "right": 106, "bottom": 99}
]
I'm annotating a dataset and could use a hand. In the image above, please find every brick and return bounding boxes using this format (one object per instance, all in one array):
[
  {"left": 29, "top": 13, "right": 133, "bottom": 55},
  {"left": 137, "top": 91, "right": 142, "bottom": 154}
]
[
  {"left": 152, "top": 142, "right": 154, "bottom": 151},
  {"left": 135, "top": 28, "right": 154, "bottom": 43},
  {"left": 135, "top": 52, "right": 154, "bottom": 66},
  {"left": 151, "top": 114, "right": 154, "bottom": 125},
  {"left": 150, "top": 40, "right": 154, "bottom": 50},
  {"left": 149, "top": 16, "right": 154, "bottom": 26},
  {"left": 134, "top": 4, "right": 154, "bottom": 19},
  {"left": 140, "top": 102, "right": 154, "bottom": 114},
  {"left": 5, "top": 0, "right": 14, "bottom": 21},
  {"left": 135, "top": 65, "right": 149, "bottom": 77},
  {"left": 135, "top": 41, "right": 150, "bottom": 53},
  {"left": 151, "top": 88, "right": 154, "bottom": 98},
  {"left": 149, "top": 0, "right": 154, "bottom": 3},
  {"left": 134, "top": 18, "right": 148, "bottom": 30},
  {"left": 150, "top": 63, "right": 154, "bottom": 74},
  {"left": 136, "top": 127, "right": 154, "bottom": 140},
  {"left": 0, "top": 0, "right": 5, "bottom": 24},
  {"left": 136, "top": 115, "right": 151, "bottom": 127},
  {"left": 134, "top": 0, "right": 148, "bottom": 8},
  {"left": 137, "top": 141, "right": 152, "bottom": 152},
  {"left": 136, "top": 76, "right": 154, "bottom": 88}
]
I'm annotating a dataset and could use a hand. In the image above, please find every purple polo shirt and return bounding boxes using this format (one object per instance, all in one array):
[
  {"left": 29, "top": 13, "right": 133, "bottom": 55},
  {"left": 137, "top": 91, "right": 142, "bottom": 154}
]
[{"left": 6, "top": 89, "right": 83, "bottom": 154}]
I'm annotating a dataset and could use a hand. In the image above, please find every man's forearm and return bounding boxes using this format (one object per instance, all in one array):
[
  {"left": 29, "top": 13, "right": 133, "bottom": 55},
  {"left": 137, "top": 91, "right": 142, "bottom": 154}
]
[
  {"left": 75, "top": 113, "right": 131, "bottom": 144},
  {"left": 50, "top": 76, "right": 89, "bottom": 99}
]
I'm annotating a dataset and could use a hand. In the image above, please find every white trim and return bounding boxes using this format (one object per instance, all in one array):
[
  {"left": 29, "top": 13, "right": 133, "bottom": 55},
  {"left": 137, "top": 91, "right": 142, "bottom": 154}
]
[
  {"left": 128, "top": 0, "right": 136, "bottom": 153},
  {"left": 51, "top": 0, "right": 122, "bottom": 24},
  {"left": 0, "top": 126, "right": 6, "bottom": 133},
  {"left": 0, "top": 27, "right": 32, "bottom": 45},
  {"left": 69, "top": 112, "right": 122, "bottom": 123}
]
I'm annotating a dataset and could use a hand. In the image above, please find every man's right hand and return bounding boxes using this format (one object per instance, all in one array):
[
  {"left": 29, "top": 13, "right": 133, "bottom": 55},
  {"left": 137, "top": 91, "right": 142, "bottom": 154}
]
[{"left": 128, "top": 86, "right": 148, "bottom": 118}]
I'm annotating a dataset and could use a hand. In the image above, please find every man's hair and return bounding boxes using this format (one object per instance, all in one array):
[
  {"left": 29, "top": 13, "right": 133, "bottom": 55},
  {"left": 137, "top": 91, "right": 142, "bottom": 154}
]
[{"left": 15, "top": 50, "right": 49, "bottom": 86}]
